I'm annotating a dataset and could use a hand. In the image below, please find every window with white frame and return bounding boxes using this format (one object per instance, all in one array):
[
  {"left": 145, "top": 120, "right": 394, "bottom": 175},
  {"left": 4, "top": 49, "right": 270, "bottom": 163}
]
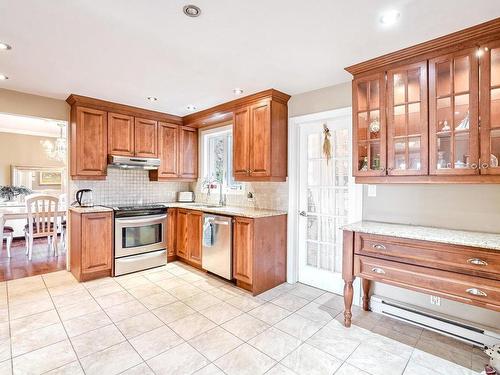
[{"left": 201, "top": 125, "right": 242, "bottom": 191}]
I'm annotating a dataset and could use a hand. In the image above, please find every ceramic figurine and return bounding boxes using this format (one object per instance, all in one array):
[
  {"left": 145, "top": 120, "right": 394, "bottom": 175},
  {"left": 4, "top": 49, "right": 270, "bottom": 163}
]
[
  {"left": 455, "top": 111, "right": 470, "bottom": 131},
  {"left": 491, "top": 154, "right": 499, "bottom": 168},
  {"left": 369, "top": 118, "right": 380, "bottom": 133},
  {"left": 441, "top": 120, "right": 450, "bottom": 131}
]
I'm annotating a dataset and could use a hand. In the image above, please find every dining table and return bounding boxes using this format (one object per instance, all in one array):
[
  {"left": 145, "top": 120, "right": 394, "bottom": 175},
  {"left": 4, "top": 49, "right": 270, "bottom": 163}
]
[{"left": 0, "top": 204, "right": 67, "bottom": 221}]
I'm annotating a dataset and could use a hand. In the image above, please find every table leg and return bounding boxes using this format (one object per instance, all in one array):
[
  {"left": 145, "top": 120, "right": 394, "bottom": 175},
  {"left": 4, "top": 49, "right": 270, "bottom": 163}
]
[
  {"left": 343, "top": 280, "right": 354, "bottom": 327},
  {"left": 362, "top": 278, "right": 371, "bottom": 311}
]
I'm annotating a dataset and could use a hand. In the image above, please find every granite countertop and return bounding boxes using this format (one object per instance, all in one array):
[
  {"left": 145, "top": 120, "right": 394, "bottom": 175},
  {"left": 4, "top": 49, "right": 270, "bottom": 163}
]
[
  {"left": 162, "top": 202, "right": 287, "bottom": 219},
  {"left": 68, "top": 206, "right": 114, "bottom": 214},
  {"left": 342, "top": 221, "right": 500, "bottom": 251}
]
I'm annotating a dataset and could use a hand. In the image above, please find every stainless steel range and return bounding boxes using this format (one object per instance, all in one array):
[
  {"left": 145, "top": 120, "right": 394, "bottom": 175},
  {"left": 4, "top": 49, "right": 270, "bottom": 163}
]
[{"left": 112, "top": 204, "right": 167, "bottom": 276}]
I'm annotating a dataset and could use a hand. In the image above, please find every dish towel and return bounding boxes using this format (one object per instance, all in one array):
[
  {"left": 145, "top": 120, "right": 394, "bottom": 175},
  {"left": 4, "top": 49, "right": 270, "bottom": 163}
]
[{"left": 203, "top": 221, "right": 214, "bottom": 247}]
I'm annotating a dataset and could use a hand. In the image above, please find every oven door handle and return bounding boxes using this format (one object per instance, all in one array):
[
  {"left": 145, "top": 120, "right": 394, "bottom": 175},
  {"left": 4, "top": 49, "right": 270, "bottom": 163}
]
[{"left": 115, "top": 214, "right": 167, "bottom": 225}]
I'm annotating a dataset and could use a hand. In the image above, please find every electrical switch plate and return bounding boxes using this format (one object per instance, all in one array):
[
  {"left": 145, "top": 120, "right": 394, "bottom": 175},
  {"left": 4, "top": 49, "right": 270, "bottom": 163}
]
[
  {"left": 430, "top": 295, "right": 441, "bottom": 306},
  {"left": 367, "top": 185, "right": 377, "bottom": 197}
]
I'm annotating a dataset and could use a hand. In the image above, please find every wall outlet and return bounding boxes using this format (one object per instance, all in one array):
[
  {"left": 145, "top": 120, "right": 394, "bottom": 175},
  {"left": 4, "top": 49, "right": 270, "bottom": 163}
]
[
  {"left": 367, "top": 185, "right": 377, "bottom": 197},
  {"left": 430, "top": 295, "right": 441, "bottom": 306}
]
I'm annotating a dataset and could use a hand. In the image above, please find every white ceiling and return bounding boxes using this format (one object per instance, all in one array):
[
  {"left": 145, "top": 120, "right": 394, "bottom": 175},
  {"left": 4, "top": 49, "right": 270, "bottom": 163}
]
[
  {"left": 0, "top": 0, "right": 499, "bottom": 116},
  {"left": 0, "top": 113, "right": 64, "bottom": 137}
]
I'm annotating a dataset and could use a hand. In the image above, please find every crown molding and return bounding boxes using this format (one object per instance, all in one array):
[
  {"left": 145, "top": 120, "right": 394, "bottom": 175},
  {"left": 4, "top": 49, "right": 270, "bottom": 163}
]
[
  {"left": 345, "top": 17, "right": 500, "bottom": 76},
  {"left": 66, "top": 94, "right": 183, "bottom": 124},
  {"left": 182, "top": 89, "right": 291, "bottom": 128}
]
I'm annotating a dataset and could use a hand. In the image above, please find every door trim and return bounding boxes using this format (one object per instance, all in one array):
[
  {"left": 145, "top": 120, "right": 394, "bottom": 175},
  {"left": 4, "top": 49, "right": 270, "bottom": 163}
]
[{"left": 288, "top": 107, "right": 363, "bottom": 302}]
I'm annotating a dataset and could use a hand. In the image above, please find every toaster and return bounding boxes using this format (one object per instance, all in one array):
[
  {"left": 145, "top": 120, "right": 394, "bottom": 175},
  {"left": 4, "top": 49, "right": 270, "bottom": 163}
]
[{"left": 177, "top": 191, "right": 195, "bottom": 203}]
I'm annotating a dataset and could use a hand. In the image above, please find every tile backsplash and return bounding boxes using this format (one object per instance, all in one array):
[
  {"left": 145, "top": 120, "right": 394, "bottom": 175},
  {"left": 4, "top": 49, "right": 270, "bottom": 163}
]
[
  {"left": 190, "top": 179, "right": 288, "bottom": 211},
  {"left": 70, "top": 167, "right": 189, "bottom": 206}
]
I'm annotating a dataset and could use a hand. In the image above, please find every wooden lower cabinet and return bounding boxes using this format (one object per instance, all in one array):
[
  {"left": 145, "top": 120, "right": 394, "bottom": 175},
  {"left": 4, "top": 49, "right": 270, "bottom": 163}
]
[
  {"left": 70, "top": 210, "right": 113, "bottom": 281},
  {"left": 187, "top": 211, "right": 202, "bottom": 265},
  {"left": 176, "top": 209, "right": 188, "bottom": 259},
  {"left": 176, "top": 209, "right": 202, "bottom": 267},
  {"left": 167, "top": 208, "right": 177, "bottom": 259},
  {"left": 233, "top": 217, "right": 253, "bottom": 284},
  {"left": 233, "top": 215, "right": 287, "bottom": 295}
]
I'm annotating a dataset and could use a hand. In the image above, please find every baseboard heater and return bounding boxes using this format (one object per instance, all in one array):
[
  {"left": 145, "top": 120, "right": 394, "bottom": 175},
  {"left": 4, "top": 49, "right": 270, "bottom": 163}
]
[{"left": 370, "top": 295, "right": 500, "bottom": 347}]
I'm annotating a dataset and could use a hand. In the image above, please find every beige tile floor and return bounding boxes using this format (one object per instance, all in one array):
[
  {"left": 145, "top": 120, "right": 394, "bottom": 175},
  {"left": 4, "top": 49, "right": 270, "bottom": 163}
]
[{"left": 0, "top": 261, "right": 490, "bottom": 375}]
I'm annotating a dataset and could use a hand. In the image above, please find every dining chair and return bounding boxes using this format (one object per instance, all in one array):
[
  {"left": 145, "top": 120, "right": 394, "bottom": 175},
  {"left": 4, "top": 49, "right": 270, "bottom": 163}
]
[
  {"left": 58, "top": 193, "right": 67, "bottom": 250},
  {"left": 24, "top": 194, "right": 60, "bottom": 260},
  {"left": 0, "top": 214, "right": 13, "bottom": 258}
]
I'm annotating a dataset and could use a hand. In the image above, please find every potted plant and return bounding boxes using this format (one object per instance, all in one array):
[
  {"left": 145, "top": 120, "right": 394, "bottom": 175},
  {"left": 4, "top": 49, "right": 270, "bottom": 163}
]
[{"left": 0, "top": 185, "right": 33, "bottom": 202}]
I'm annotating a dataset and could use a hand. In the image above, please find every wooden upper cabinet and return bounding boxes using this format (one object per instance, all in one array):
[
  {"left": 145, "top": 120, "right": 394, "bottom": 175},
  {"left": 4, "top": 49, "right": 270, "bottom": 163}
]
[
  {"left": 233, "top": 217, "right": 253, "bottom": 285},
  {"left": 429, "top": 48, "right": 479, "bottom": 175},
  {"left": 352, "top": 73, "right": 387, "bottom": 177},
  {"left": 187, "top": 210, "right": 202, "bottom": 265},
  {"left": 108, "top": 112, "right": 134, "bottom": 156},
  {"left": 233, "top": 107, "right": 250, "bottom": 177},
  {"left": 155, "top": 122, "right": 179, "bottom": 179},
  {"left": 480, "top": 40, "right": 500, "bottom": 175},
  {"left": 134, "top": 118, "right": 158, "bottom": 157},
  {"left": 387, "top": 62, "right": 428, "bottom": 176},
  {"left": 249, "top": 101, "right": 272, "bottom": 177},
  {"left": 71, "top": 106, "right": 108, "bottom": 179},
  {"left": 233, "top": 99, "right": 288, "bottom": 181},
  {"left": 179, "top": 126, "right": 198, "bottom": 180}
]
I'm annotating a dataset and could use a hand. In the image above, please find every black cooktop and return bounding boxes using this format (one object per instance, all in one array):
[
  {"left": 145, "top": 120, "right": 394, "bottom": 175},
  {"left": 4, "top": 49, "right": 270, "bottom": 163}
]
[
  {"left": 112, "top": 204, "right": 167, "bottom": 218},
  {"left": 114, "top": 204, "right": 166, "bottom": 211}
]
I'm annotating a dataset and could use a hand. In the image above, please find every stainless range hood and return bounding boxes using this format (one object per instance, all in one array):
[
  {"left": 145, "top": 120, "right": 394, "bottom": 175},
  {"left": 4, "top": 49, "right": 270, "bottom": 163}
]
[{"left": 108, "top": 155, "right": 160, "bottom": 170}]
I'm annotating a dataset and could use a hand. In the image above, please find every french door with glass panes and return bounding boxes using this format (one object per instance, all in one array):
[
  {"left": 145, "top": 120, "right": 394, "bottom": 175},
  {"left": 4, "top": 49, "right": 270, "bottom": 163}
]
[{"left": 298, "top": 114, "right": 361, "bottom": 294}]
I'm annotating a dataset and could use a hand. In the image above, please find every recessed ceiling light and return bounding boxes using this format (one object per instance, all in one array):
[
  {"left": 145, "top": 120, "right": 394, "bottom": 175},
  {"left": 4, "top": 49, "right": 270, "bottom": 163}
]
[
  {"left": 380, "top": 10, "right": 400, "bottom": 26},
  {"left": 186, "top": 105, "right": 197, "bottom": 111},
  {"left": 0, "top": 42, "right": 12, "bottom": 51},
  {"left": 233, "top": 88, "right": 244, "bottom": 95},
  {"left": 0, "top": 74, "right": 9, "bottom": 81},
  {"left": 147, "top": 96, "right": 158, "bottom": 102},
  {"left": 183, "top": 5, "right": 201, "bottom": 17}
]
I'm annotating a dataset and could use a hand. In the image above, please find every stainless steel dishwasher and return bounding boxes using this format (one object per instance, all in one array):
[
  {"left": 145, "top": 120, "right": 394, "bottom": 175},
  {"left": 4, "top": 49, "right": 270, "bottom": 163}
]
[{"left": 202, "top": 213, "right": 232, "bottom": 280}]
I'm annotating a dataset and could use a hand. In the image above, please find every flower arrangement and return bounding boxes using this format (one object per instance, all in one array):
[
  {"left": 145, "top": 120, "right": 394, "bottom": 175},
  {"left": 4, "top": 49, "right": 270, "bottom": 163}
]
[
  {"left": 0, "top": 185, "right": 33, "bottom": 201},
  {"left": 484, "top": 344, "right": 500, "bottom": 373}
]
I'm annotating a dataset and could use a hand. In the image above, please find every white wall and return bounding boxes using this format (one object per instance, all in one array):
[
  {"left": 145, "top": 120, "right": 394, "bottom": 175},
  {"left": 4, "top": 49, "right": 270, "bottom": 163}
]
[{"left": 288, "top": 82, "right": 500, "bottom": 328}]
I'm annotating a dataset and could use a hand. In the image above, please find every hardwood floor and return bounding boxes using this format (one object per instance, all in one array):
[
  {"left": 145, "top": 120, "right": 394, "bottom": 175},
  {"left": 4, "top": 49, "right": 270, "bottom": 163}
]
[{"left": 0, "top": 236, "right": 66, "bottom": 282}]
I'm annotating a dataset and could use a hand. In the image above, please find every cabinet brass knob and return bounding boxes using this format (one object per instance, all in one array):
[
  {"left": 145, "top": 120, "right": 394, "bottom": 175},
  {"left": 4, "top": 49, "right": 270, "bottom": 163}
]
[
  {"left": 467, "top": 258, "right": 488, "bottom": 266},
  {"left": 466, "top": 288, "right": 487, "bottom": 297},
  {"left": 481, "top": 163, "right": 489, "bottom": 169},
  {"left": 371, "top": 267, "right": 385, "bottom": 274},
  {"left": 372, "top": 244, "right": 386, "bottom": 250},
  {"left": 470, "top": 163, "right": 478, "bottom": 169}
]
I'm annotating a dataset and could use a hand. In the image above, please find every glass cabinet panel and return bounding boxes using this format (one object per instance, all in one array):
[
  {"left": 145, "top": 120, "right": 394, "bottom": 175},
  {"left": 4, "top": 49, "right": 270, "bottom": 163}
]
[
  {"left": 353, "top": 74, "right": 386, "bottom": 175},
  {"left": 387, "top": 62, "right": 428, "bottom": 175},
  {"left": 430, "top": 50, "right": 479, "bottom": 175},
  {"left": 480, "top": 43, "right": 500, "bottom": 174}
]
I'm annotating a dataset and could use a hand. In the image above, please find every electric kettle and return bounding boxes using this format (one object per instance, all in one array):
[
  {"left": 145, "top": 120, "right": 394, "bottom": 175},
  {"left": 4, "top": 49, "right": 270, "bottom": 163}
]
[{"left": 75, "top": 189, "right": 94, "bottom": 207}]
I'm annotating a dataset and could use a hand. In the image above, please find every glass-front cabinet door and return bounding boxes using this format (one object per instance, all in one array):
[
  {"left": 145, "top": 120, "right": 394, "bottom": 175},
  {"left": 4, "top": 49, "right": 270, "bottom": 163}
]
[
  {"left": 387, "top": 62, "right": 428, "bottom": 175},
  {"left": 429, "top": 49, "right": 479, "bottom": 175},
  {"left": 480, "top": 41, "right": 500, "bottom": 175},
  {"left": 352, "top": 73, "right": 386, "bottom": 176}
]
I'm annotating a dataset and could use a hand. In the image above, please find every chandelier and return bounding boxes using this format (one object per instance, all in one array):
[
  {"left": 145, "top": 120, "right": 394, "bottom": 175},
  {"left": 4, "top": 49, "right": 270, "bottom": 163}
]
[{"left": 40, "top": 123, "right": 67, "bottom": 162}]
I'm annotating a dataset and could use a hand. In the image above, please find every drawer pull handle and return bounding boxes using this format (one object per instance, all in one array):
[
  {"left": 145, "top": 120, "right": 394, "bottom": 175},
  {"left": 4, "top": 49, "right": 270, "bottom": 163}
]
[
  {"left": 466, "top": 288, "right": 487, "bottom": 297},
  {"left": 372, "top": 244, "right": 386, "bottom": 250},
  {"left": 371, "top": 267, "right": 386, "bottom": 275},
  {"left": 467, "top": 258, "right": 488, "bottom": 266}
]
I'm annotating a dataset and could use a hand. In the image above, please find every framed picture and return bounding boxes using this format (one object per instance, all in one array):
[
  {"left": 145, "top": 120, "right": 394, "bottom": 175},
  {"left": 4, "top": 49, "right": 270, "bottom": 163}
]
[{"left": 39, "top": 171, "right": 62, "bottom": 185}]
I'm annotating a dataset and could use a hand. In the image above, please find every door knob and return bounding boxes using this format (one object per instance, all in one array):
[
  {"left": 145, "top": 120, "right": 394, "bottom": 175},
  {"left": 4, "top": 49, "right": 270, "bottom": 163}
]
[{"left": 299, "top": 211, "right": 307, "bottom": 217}]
